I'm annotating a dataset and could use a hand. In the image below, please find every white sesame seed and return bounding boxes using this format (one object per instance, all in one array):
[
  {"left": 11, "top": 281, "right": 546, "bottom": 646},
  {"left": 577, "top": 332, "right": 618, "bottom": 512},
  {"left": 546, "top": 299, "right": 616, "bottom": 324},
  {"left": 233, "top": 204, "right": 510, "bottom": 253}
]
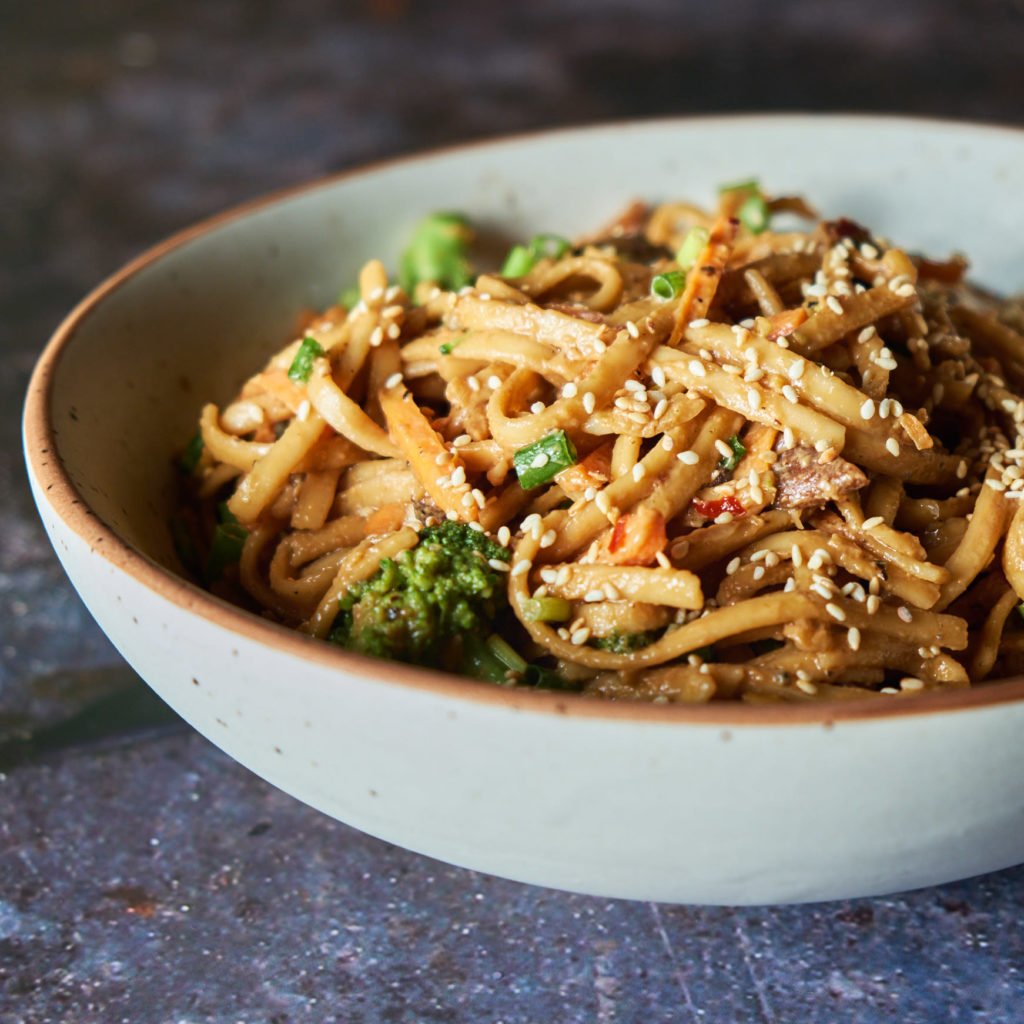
[
  {"left": 450, "top": 466, "right": 467, "bottom": 487},
  {"left": 688, "top": 360, "right": 707, "bottom": 378},
  {"left": 897, "top": 606, "right": 913, "bottom": 623},
  {"left": 369, "top": 326, "right": 384, "bottom": 347},
  {"left": 539, "top": 530, "right": 557, "bottom": 549},
  {"left": 747, "top": 388, "right": 762, "bottom": 411},
  {"left": 653, "top": 399, "right": 669, "bottom": 420},
  {"left": 885, "top": 438, "right": 901, "bottom": 457},
  {"left": 861, "top": 516, "right": 884, "bottom": 530},
  {"left": 661, "top": 436, "right": 674, "bottom": 452},
  {"left": 594, "top": 492, "right": 610, "bottom": 515},
  {"left": 796, "top": 679, "right": 818, "bottom": 695},
  {"left": 487, "top": 375, "right": 502, "bottom": 390},
  {"left": 826, "top": 296, "right": 844, "bottom": 315},
  {"left": 461, "top": 492, "right": 475, "bottom": 508},
  {"left": 651, "top": 366, "right": 666, "bottom": 388},
  {"left": 467, "top": 376, "right": 480, "bottom": 392},
  {"left": 555, "top": 566, "right": 571, "bottom": 586},
  {"left": 453, "top": 434, "right": 471, "bottom": 447},
  {"left": 468, "top": 520, "right": 484, "bottom": 532},
  {"left": 488, "top": 558, "right": 510, "bottom": 572},
  {"left": 688, "top": 318, "right": 710, "bottom": 328},
  {"left": 787, "top": 360, "right": 806, "bottom": 382},
  {"left": 896, "top": 284, "right": 917, "bottom": 298},
  {"left": 826, "top": 602, "right": 847, "bottom": 622},
  {"left": 791, "top": 544, "right": 804, "bottom": 567},
  {"left": 530, "top": 401, "right": 545, "bottom": 415},
  {"left": 847, "top": 627, "right": 862, "bottom": 651},
  {"left": 986, "top": 478, "right": 1008, "bottom": 492},
  {"left": 632, "top": 463, "right": 646, "bottom": 482},
  {"left": 384, "top": 372, "right": 403, "bottom": 389},
  {"left": 570, "top": 628, "right": 590, "bottom": 646},
  {"left": 511, "top": 560, "right": 532, "bottom": 577},
  {"left": 900, "top": 677, "right": 925, "bottom": 691},
  {"left": 434, "top": 452, "right": 448, "bottom": 466},
  {"left": 472, "top": 488, "right": 486, "bottom": 509},
  {"left": 296, "top": 399, "right": 311, "bottom": 421},
  {"left": 584, "top": 589, "right": 605, "bottom": 603},
  {"left": 860, "top": 398, "right": 876, "bottom": 420},
  {"left": 582, "top": 391, "right": 596, "bottom": 415},
  {"left": 678, "top": 450, "right": 700, "bottom": 465},
  {"left": 562, "top": 382, "right": 578, "bottom": 399},
  {"left": 626, "top": 321, "right": 640, "bottom": 338},
  {"left": 782, "top": 385, "right": 799, "bottom": 405},
  {"left": 603, "top": 583, "right": 622, "bottom": 601},
  {"left": 726, "top": 557, "right": 741, "bottom": 575},
  {"left": 497, "top": 526, "right": 511, "bottom": 547},
  {"left": 715, "top": 439, "right": 733, "bottom": 459},
  {"left": 752, "top": 565, "right": 766, "bottom": 581},
  {"left": 386, "top": 323, "right": 401, "bottom": 340}
]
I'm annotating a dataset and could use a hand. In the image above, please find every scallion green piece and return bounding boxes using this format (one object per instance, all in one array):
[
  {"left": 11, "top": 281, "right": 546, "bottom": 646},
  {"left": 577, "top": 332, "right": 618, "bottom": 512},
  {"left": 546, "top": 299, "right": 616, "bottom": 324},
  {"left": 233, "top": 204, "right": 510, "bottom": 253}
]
[
  {"left": 675, "top": 226, "right": 710, "bottom": 270},
  {"left": 651, "top": 270, "right": 685, "bottom": 301},
  {"left": 399, "top": 212, "right": 474, "bottom": 294},
  {"left": 439, "top": 336, "right": 464, "bottom": 356},
  {"left": 461, "top": 634, "right": 516, "bottom": 685},
  {"left": 287, "top": 336, "right": 324, "bottom": 383},
  {"left": 529, "top": 233, "right": 571, "bottom": 260},
  {"left": 179, "top": 432, "right": 204, "bottom": 474},
  {"left": 719, "top": 434, "right": 746, "bottom": 472},
  {"left": 206, "top": 520, "right": 248, "bottom": 583},
  {"left": 738, "top": 193, "right": 770, "bottom": 234},
  {"left": 521, "top": 597, "right": 573, "bottom": 623},
  {"left": 513, "top": 430, "right": 578, "bottom": 490},
  {"left": 486, "top": 634, "right": 528, "bottom": 674},
  {"left": 339, "top": 285, "right": 361, "bottom": 309},
  {"left": 501, "top": 244, "right": 535, "bottom": 277}
]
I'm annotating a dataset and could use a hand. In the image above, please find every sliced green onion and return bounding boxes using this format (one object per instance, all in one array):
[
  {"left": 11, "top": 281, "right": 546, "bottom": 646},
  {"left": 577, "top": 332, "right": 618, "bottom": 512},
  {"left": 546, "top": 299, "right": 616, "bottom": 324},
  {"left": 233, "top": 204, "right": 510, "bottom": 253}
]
[
  {"left": 738, "top": 193, "right": 770, "bottom": 234},
  {"left": 521, "top": 597, "right": 573, "bottom": 623},
  {"left": 501, "top": 244, "right": 535, "bottom": 277},
  {"left": 523, "top": 664, "right": 573, "bottom": 690},
  {"left": 287, "top": 336, "right": 324, "bottom": 383},
  {"left": 486, "top": 634, "right": 528, "bottom": 674},
  {"left": 399, "top": 212, "right": 474, "bottom": 294},
  {"left": 529, "top": 233, "right": 571, "bottom": 261},
  {"left": 719, "top": 434, "right": 746, "bottom": 472},
  {"left": 718, "top": 176, "right": 760, "bottom": 196},
  {"left": 179, "top": 432, "right": 204, "bottom": 474},
  {"left": 651, "top": 270, "right": 685, "bottom": 301},
  {"left": 439, "top": 335, "right": 465, "bottom": 356},
  {"left": 461, "top": 634, "right": 516, "bottom": 685},
  {"left": 675, "top": 226, "right": 710, "bottom": 270},
  {"left": 339, "top": 285, "right": 361, "bottom": 309},
  {"left": 513, "top": 429, "right": 578, "bottom": 490},
  {"left": 206, "top": 521, "right": 248, "bottom": 582}
]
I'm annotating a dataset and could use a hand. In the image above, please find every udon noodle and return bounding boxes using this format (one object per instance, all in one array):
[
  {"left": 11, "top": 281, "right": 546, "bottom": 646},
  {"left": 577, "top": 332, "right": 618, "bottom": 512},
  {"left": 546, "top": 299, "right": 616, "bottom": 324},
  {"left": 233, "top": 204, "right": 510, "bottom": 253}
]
[{"left": 180, "top": 184, "right": 1024, "bottom": 703}]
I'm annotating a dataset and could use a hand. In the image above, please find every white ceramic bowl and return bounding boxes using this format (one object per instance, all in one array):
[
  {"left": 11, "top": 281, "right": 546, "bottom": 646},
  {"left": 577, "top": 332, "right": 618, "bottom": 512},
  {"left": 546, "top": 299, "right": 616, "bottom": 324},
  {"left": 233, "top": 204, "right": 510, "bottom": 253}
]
[{"left": 24, "top": 115, "right": 1024, "bottom": 904}]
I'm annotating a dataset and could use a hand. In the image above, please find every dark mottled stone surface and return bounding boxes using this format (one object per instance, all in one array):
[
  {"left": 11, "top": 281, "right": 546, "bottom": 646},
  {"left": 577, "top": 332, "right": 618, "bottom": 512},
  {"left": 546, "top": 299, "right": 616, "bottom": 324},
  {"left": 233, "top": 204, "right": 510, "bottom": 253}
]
[{"left": 3, "top": 2, "right": 1024, "bottom": 1021}]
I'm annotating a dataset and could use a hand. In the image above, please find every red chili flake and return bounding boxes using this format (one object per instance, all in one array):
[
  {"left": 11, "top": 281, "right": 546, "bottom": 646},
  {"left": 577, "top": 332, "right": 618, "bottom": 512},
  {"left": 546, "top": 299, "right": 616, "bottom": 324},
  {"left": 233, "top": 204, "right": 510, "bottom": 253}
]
[{"left": 692, "top": 495, "right": 746, "bottom": 520}]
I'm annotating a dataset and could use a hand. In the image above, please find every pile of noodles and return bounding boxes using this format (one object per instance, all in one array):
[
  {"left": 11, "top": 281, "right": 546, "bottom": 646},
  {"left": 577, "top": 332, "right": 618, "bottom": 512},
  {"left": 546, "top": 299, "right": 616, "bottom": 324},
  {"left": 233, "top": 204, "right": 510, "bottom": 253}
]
[{"left": 183, "top": 186, "right": 1024, "bottom": 703}]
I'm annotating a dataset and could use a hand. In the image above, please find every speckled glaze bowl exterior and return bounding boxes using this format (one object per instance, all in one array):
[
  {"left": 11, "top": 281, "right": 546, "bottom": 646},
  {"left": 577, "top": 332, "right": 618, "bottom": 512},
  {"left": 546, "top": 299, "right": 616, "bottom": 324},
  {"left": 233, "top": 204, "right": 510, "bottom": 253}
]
[{"left": 23, "top": 115, "right": 1024, "bottom": 904}]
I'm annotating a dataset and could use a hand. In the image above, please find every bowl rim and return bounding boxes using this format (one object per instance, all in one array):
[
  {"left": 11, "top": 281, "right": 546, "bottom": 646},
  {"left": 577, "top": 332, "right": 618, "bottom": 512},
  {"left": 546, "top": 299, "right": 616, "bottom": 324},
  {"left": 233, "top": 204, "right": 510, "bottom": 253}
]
[{"left": 23, "top": 111, "right": 1024, "bottom": 728}]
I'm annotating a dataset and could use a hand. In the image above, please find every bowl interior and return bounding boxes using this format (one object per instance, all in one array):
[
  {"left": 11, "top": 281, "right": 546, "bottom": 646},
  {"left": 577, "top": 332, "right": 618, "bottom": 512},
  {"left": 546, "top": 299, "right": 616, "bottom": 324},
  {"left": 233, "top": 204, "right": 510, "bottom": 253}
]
[{"left": 37, "top": 115, "right": 1024, "bottom": 576}]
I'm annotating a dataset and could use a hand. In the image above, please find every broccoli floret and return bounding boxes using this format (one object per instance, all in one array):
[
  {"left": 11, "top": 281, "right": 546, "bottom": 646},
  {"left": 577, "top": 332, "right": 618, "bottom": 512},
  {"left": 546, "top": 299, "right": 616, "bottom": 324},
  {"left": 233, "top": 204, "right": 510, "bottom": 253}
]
[
  {"left": 591, "top": 630, "right": 659, "bottom": 654},
  {"left": 329, "top": 521, "right": 508, "bottom": 669}
]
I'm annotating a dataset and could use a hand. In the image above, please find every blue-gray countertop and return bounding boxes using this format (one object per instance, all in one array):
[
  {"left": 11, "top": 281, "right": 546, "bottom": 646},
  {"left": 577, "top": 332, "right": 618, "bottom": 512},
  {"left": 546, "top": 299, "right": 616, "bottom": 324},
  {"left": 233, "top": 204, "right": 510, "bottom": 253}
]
[{"left": 3, "top": 3, "right": 1024, "bottom": 1021}]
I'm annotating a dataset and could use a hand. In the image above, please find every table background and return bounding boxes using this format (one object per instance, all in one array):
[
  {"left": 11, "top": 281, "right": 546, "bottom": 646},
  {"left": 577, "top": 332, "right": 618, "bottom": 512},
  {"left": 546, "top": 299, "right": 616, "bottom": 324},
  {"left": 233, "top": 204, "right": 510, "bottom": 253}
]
[{"left": 4, "top": 2, "right": 1024, "bottom": 1021}]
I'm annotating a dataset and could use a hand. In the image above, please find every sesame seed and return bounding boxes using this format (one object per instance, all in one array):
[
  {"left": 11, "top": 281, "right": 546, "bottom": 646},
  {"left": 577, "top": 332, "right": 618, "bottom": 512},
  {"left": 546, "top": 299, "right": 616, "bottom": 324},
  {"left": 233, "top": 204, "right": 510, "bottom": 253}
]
[
  {"left": 847, "top": 627, "right": 862, "bottom": 651},
  {"left": 678, "top": 450, "right": 700, "bottom": 465},
  {"left": 472, "top": 488, "right": 486, "bottom": 509},
  {"left": 632, "top": 463, "right": 646, "bottom": 482},
  {"left": 582, "top": 392, "right": 596, "bottom": 415},
  {"left": 661, "top": 436, "right": 674, "bottom": 452},
  {"left": 584, "top": 589, "right": 605, "bottom": 603},
  {"left": 467, "top": 520, "right": 484, "bottom": 533},
  {"left": 714, "top": 439, "right": 733, "bottom": 459},
  {"left": 744, "top": 366, "right": 765, "bottom": 383},
  {"left": 369, "top": 326, "right": 384, "bottom": 347},
  {"left": 530, "top": 401, "right": 545, "bottom": 415},
  {"left": 653, "top": 399, "right": 669, "bottom": 420},
  {"left": 487, "top": 375, "right": 502, "bottom": 390},
  {"left": 791, "top": 544, "right": 804, "bottom": 567},
  {"left": 826, "top": 296, "right": 844, "bottom": 315},
  {"left": 752, "top": 565, "right": 766, "bottom": 581},
  {"left": 626, "top": 321, "right": 640, "bottom": 338},
  {"left": 651, "top": 366, "right": 666, "bottom": 388},
  {"left": 688, "top": 360, "right": 707, "bottom": 378},
  {"left": 583, "top": 487, "right": 596, "bottom": 501},
  {"left": 603, "top": 583, "right": 622, "bottom": 601},
  {"left": 386, "top": 323, "right": 401, "bottom": 340},
  {"left": 531, "top": 453, "right": 549, "bottom": 469},
  {"left": 497, "top": 526, "right": 511, "bottom": 547},
  {"left": 860, "top": 398, "right": 876, "bottom": 420},
  {"left": 488, "top": 559, "right": 510, "bottom": 572},
  {"left": 796, "top": 679, "right": 818, "bottom": 695},
  {"left": 885, "top": 438, "right": 901, "bottom": 457},
  {"left": 896, "top": 284, "right": 917, "bottom": 298},
  {"left": 782, "top": 384, "right": 799, "bottom": 404},
  {"left": 562, "top": 382, "right": 578, "bottom": 399},
  {"left": 900, "top": 677, "right": 925, "bottom": 691},
  {"left": 511, "top": 560, "right": 532, "bottom": 577},
  {"left": 986, "top": 478, "right": 1008, "bottom": 492},
  {"left": 296, "top": 400, "right": 310, "bottom": 421},
  {"left": 726, "top": 557, "right": 741, "bottom": 575},
  {"left": 450, "top": 466, "right": 467, "bottom": 486},
  {"left": 811, "top": 582, "right": 833, "bottom": 600},
  {"left": 555, "top": 566, "right": 571, "bottom": 586},
  {"left": 826, "top": 602, "right": 847, "bottom": 621},
  {"left": 539, "top": 530, "right": 557, "bottom": 548},
  {"left": 461, "top": 492, "right": 475, "bottom": 508},
  {"left": 453, "top": 434, "right": 471, "bottom": 447},
  {"left": 570, "top": 628, "right": 591, "bottom": 646},
  {"left": 434, "top": 452, "right": 448, "bottom": 466},
  {"left": 467, "top": 376, "right": 480, "bottom": 392},
  {"left": 689, "top": 318, "right": 710, "bottom": 328},
  {"left": 747, "top": 388, "right": 762, "bottom": 411},
  {"left": 897, "top": 606, "right": 913, "bottom": 623},
  {"left": 788, "top": 360, "right": 806, "bottom": 382},
  {"left": 861, "top": 516, "right": 884, "bottom": 530},
  {"left": 384, "top": 372, "right": 403, "bottom": 389}
]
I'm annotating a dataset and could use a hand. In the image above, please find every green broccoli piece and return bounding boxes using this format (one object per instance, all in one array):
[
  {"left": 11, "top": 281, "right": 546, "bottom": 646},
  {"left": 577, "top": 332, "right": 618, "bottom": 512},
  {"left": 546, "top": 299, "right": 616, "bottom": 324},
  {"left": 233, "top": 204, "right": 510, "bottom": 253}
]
[
  {"left": 591, "top": 630, "right": 659, "bottom": 654},
  {"left": 329, "top": 521, "right": 508, "bottom": 670}
]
